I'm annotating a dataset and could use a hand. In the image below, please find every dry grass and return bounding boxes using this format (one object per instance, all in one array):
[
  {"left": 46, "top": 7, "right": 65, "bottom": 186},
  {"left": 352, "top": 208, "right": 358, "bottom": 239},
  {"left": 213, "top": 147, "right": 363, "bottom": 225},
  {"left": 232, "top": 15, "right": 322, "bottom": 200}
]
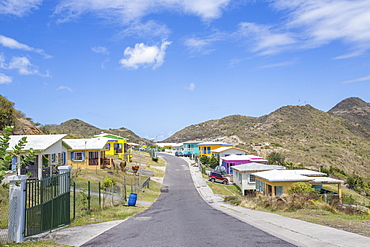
[{"left": 224, "top": 194, "right": 370, "bottom": 237}]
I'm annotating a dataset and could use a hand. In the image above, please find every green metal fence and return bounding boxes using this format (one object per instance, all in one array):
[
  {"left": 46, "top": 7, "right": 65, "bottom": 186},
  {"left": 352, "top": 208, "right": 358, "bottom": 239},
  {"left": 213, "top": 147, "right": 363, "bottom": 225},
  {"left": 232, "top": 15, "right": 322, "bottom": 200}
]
[{"left": 25, "top": 172, "right": 71, "bottom": 237}]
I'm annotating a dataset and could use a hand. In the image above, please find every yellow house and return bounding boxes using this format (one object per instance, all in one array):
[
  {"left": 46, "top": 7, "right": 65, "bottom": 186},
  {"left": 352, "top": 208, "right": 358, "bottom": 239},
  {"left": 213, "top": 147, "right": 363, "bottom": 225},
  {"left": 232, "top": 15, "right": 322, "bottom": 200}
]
[
  {"left": 64, "top": 138, "right": 112, "bottom": 169},
  {"left": 94, "top": 133, "right": 128, "bottom": 161},
  {"left": 198, "top": 142, "right": 233, "bottom": 157},
  {"left": 252, "top": 170, "right": 343, "bottom": 200}
]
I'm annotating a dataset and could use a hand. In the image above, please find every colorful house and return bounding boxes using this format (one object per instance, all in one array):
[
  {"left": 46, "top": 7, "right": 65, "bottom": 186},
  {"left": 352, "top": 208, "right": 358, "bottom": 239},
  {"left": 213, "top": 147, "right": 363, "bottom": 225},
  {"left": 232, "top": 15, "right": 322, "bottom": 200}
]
[
  {"left": 232, "top": 163, "right": 286, "bottom": 195},
  {"left": 8, "top": 134, "right": 70, "bottom": 179},
  {"left": 94, "top": 133, "right": 128, "bottom": 161},
  {"left": 212, "top": 147, "right": 248, "bottom": 166},
  {"left": 64, "top": 138, "right": 111, "bottom": 169},
  {"left": 182, "top": 140, "right": 203, "bottom": 156},
  {"left": 198, "top": 142, "right": 232, "bottom": 157},
  {"left": 252, "top": 169, "right": 343, "bottom": 199},
  {"left": 221, "top": 155, "right": 268, "bottom": 174}
]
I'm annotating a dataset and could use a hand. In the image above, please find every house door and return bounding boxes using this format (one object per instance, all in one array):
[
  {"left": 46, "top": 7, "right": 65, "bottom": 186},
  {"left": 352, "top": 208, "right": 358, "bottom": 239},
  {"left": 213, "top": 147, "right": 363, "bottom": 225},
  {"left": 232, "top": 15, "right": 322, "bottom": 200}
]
[{"left": 267, "top": 185, "right": 273, "bottom": 196}]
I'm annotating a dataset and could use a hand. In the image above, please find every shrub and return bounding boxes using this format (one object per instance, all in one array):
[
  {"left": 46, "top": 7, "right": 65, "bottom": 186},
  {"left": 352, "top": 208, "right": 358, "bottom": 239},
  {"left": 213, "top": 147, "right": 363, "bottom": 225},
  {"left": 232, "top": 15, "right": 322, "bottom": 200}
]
[
  {"left": 102, "top": 176, "right": 116, "bottom": 189},
  {"left": 224, "top": 196, "right": 241, "bottom": 205},
  {"left": 288, "top": 182, "right": 316, "bottom": 195}
]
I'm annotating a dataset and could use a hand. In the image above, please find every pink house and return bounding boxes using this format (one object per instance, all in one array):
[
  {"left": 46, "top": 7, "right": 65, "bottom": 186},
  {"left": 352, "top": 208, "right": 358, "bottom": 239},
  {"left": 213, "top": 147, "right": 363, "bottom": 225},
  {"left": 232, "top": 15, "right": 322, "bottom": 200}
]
[{"left": 221, "top": 155, "right": 268, "bottom": 174}]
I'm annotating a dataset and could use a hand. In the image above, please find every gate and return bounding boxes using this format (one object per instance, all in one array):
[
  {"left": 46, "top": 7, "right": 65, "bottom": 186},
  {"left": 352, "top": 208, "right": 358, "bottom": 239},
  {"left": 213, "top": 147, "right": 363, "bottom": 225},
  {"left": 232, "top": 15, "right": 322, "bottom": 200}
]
[{"left": 24, "top": 172, "right": 71, "bottom": 237}]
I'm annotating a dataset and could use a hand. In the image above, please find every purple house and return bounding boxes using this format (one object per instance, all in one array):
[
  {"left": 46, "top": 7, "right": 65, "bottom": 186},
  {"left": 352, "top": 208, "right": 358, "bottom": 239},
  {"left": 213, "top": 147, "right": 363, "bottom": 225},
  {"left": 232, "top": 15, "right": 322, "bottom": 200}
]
[{"left": 221, "top": 155, "right": 268, "bottom": 174}]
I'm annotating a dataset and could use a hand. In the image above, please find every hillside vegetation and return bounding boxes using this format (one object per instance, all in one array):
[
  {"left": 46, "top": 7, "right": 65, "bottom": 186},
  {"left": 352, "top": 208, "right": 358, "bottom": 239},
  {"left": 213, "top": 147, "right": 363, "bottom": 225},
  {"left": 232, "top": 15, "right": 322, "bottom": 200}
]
[
  {"left": 165, "top": 98, "right": 370, "bottom": 177},
  {"left": 40, "top": 119, "right": 148, "bottom": 144}
]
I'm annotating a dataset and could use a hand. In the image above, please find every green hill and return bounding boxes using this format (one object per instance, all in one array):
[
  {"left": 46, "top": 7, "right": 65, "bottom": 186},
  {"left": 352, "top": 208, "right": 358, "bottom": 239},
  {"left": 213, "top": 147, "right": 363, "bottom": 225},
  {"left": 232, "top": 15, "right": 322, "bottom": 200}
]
[
  {"left": 40, "top": 119, "right": 148, "bottom": 144},
  {"left": 165, "top": 99, "right": 370, "bottom": 177}
]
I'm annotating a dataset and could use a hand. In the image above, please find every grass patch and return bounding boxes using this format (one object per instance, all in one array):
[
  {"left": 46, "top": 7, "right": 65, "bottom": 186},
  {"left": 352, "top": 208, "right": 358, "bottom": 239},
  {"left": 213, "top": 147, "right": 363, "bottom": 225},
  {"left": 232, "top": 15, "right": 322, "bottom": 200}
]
[
  {"left": 207, "top": 182, "right": 242, "bottom": 197},
  {"left": 3, "top": 240, "right": 71, "bottom": 246},
  {"left": 224, "top": 194, "right": 370, "bottom": 237},
  {"left": 323, "top": 184, "right": 370, "bottom": 206},
  {"left": 0, "top": 186, "right": 9, "bottom": 229}
]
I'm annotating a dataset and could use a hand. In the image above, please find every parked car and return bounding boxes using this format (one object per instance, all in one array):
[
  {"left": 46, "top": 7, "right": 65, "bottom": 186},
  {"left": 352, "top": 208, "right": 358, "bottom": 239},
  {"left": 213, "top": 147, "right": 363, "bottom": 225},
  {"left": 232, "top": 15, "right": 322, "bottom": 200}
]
[
  {"left": 175, "top": 151, "right": 184, "bottom": 157},
  {"left": 183, "top": 153, "right": 191, "bottom": 157},
  {"left": 208, "top": 172, "right": 229, "bottom": 184}
]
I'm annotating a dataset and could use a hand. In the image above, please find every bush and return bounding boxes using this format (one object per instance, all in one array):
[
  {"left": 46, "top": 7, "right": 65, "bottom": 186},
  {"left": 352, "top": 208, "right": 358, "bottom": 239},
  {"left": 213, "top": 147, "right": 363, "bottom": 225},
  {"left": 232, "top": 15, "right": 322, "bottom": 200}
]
[
  {"left": 224, "top": 196, "right": 241, "bottom": 205},
  {"left": 288, "top": 182, "right": 316, "bottom": 195}
]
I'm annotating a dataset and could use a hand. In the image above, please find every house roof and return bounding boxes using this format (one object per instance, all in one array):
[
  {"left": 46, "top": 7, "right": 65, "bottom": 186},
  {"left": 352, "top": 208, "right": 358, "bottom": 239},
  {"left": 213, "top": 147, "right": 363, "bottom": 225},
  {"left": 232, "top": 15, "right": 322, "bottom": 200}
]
[
  {"left": 182, "top": 140, "right": 204, "bottom": 144},
  {"left": 63, "top": 138, "right": 108, "bottom": 150},
  {"left": 212, "top": 146, "right": 247, "bottom": 153},
  {"left": 309, "top": 177, "right": 344, "bottom": 184},
  {"left": 8, "top": 134, "right": 68, "bottom": 151},
  {"left": 252, "top": 169, "right": 329, "bottom": 182},
  {"left": 231, "top": 163, "right": 286, "bottom": 172},
  {"left": 198, "top": 142, "right": 232, "bottom": 146},
  {"left": 221, "top": 154, "right": 266, "bottom": 162},
  {"left": 93, "top": 133, "right": 125, "bottom": 140},
  {"left": 252, "top": 170, "right": 312, "bottom": 182}
]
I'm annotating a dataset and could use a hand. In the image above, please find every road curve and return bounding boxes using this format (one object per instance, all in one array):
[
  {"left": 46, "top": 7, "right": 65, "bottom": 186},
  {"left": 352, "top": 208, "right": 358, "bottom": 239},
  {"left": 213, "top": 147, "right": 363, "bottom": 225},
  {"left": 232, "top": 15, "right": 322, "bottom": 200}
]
[{"left": 81, "top": 153, "right": 295, "bottom": 247}]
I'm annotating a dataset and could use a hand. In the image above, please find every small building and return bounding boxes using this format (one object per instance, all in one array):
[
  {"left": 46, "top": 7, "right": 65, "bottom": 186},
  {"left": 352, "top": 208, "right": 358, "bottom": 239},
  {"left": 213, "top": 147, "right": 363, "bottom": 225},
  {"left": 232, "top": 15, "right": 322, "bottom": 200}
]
[
  {"left": 182, "top": 140, "right": 203, "bottom": 156},
  {"left": 252, "top": 169, "right": 343, "bottom": 199},
  {"left": 212, "top": 147, "right": 248, "bottom": 165},
  {"left": 198, "top": 142, "right": 232, "bottom": 157},
  {"left": 221, "top": 155, "right": 268, "bottom": 174},
  {"left": 8, "top": 134, "right": 70, "bottom": 179},
  {"left": 94, "top": 133, "right": 128, "bottom": 161},
  {"left": 232, "top": 163, "right": 286, "bottom": 195},
  {"left": 64, "top": 138, "right": 111, "bottom": 169}
]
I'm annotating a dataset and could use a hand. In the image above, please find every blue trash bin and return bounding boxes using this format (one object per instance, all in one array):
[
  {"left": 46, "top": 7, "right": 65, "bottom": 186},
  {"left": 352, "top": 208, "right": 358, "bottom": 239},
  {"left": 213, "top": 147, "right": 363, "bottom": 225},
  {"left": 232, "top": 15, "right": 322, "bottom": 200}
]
[{"left": 128, "top": 193, "right": 137, "bottom": 206}]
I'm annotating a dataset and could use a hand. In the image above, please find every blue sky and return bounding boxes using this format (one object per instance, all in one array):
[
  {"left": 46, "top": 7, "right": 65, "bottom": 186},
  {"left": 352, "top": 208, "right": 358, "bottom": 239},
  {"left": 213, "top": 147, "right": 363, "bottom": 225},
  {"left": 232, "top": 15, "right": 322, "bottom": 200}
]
[{"left": 1, "top": 0, "right": 370, "bottom": 141}]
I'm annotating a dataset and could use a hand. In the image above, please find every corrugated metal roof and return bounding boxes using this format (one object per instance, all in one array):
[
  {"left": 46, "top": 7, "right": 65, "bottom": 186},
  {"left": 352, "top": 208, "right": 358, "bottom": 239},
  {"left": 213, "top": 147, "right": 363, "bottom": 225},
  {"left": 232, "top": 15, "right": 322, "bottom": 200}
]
[
  {"left": 198, "top": 142, "right": 232, "bottom": 146},
  {"left": 221, "top": 154, "right": 265, "bottom": 161},
  {"left": 212, "top": 147, "right": 247, "bottom": 153},
  {"left": 63, "top": 138, "right": 108, "bottom": 150},
  {"left": 8, "top": 134, "right": 67, "bottom": 151},
  {"left": 232, "top": 163, "right": 286, "bottom": 172},
  {"left": 252, "top": 170, "right": 313, "bottom": 182},
  {"left": 310, "top": 177, "right": 343, "bottom": 184}
]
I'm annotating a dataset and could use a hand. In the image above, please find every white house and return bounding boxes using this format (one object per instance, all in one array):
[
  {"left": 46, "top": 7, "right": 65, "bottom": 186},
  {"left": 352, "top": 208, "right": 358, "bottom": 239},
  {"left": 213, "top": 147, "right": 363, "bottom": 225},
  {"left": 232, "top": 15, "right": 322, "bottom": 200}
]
[
  {"left": 232, "top": 163, "right": 286, "bottom": 195},
  {"left": 212, "top": 147, "right": 248, "bottom": 166},
  {"left": 8, "top": 134, "right": 70, "bottom": 179}
]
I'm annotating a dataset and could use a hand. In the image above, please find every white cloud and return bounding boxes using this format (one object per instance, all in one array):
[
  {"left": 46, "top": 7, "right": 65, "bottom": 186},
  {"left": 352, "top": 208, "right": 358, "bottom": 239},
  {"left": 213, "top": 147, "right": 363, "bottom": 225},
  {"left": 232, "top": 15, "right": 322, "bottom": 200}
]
[
  {"left": 119, "top": 40, "right": 172, "bottom": 70},
  {"left": 57, "top": 86, "right": 74, "bottom": 92},
  {"left": 237, "top": 22, "right": 297, "bottom": 55},
  {"left": 54, "top": 0, "right": 231, "bottom": 23},
  {"left": 186, "top": 83, "right": 195, "bottom": 91},
  {"left": 258, "top": 60, "right": 297, "bottom": 69},
  {"left": 91, "top": 46, "right": 109, "bottom": 55},
  {"left": 118, "top": 20, "right": 170, "bottom": 39},
  {"left": 8, "top": 56, "right": 39, "bottom": 75},
  {"left": 0, "top": 0, "right": 43, "bottom": 16},
  {"left": 341, "top": 75, "right": 370, "bottom": 84},
  {"left": 0, "top": 73, "right": 12, "bottom": 84},
  {"left": 269, "top": 0, "right": 370, "bottom": 57},
  {"left": 184, "top": 31, "right": 227, "bottom": 55},
  {"left": 0, "top": 35, "right": 51, "bottom": 58}
]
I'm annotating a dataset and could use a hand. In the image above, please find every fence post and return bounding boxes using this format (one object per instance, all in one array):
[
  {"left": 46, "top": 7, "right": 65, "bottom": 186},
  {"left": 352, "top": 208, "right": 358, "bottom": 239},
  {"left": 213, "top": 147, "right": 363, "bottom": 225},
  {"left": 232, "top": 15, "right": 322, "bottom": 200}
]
[
  {"left": 7, "top": 175, "right": 28, "bottom": 243},
  {"left": 58, "top": 166, "right": 72, "bottom": 194}
]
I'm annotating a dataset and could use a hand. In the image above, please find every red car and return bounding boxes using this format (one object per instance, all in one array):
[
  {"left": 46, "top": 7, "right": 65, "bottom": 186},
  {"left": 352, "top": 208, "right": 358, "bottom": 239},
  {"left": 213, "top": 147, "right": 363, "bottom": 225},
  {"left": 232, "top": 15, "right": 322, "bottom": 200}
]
[{"left": 208, "top": 172, "right": 229, "bottom": 185}]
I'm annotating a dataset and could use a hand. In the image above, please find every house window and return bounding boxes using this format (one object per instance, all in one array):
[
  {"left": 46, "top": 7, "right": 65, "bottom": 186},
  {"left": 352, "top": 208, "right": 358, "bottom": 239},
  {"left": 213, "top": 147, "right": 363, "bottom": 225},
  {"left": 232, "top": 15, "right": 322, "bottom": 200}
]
[
  {"left": 207, "top": 147, "right": 211, "bottom": 154},
  {"left": 256, "top": 179, "right": 265, "bottom": 194},
  {"left": 89, "top": 151, "right": 99, "bottom": 159},
  {"left": 238, "top": 173, "right": 242, "bottom": 183},
  {"left": 247, "top": 174, "right": 256, "bottom": 183},
  {"left": 71, "top": 151, "right": 84, "bottom": 161},
  {"left": 51, "top": 153, "right": 56, "bottom": 162},
  {"left": 275, "top": 186, "right": 284, "bottom": 196},
  {"left": 105, "top": 143, "right": 110, "bottom": 150}
]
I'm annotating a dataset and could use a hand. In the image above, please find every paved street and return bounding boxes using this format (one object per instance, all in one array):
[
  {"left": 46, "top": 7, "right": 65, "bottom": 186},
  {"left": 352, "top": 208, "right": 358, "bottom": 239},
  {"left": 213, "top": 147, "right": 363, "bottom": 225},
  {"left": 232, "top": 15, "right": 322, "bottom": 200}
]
[{"left": 81, "top": 153, "right": 295, "bottom": 247}]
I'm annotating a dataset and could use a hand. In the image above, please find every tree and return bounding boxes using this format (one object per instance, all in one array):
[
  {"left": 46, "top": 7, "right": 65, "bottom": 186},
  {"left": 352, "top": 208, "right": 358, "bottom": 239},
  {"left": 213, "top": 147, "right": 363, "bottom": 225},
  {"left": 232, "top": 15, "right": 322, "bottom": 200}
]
[
  {"left": 209, "top": 156, "right": 219, "bottom": 169},
  {"left": 267, "top": 151, "right": 285, "bottom": 166},
  {"left": 0, "top": 126, "right": 35, "bottom": 184}
]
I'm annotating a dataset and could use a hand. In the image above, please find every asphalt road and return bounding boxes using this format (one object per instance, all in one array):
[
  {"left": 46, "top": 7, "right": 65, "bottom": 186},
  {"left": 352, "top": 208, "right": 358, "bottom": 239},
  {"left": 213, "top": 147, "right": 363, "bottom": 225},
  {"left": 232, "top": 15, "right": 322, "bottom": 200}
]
[{"left": 81, "top": 153, "right": 295, "bottom": 247}]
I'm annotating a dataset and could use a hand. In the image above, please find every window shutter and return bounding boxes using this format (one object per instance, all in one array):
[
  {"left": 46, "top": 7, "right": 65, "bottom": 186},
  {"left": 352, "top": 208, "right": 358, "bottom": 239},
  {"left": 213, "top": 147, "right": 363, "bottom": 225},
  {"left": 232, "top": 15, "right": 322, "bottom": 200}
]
[
  {"left": 71, "top": 152, "right": 75, "bottom": 161},
  {"left": 81, "top": 152, "right": 85, "bottom": 161},
  {"left": 63, "top": 152, "right": 66, "bottom": 165},
  {"left": 247, "top": 174, "right": 250, "bottom": 183}
]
